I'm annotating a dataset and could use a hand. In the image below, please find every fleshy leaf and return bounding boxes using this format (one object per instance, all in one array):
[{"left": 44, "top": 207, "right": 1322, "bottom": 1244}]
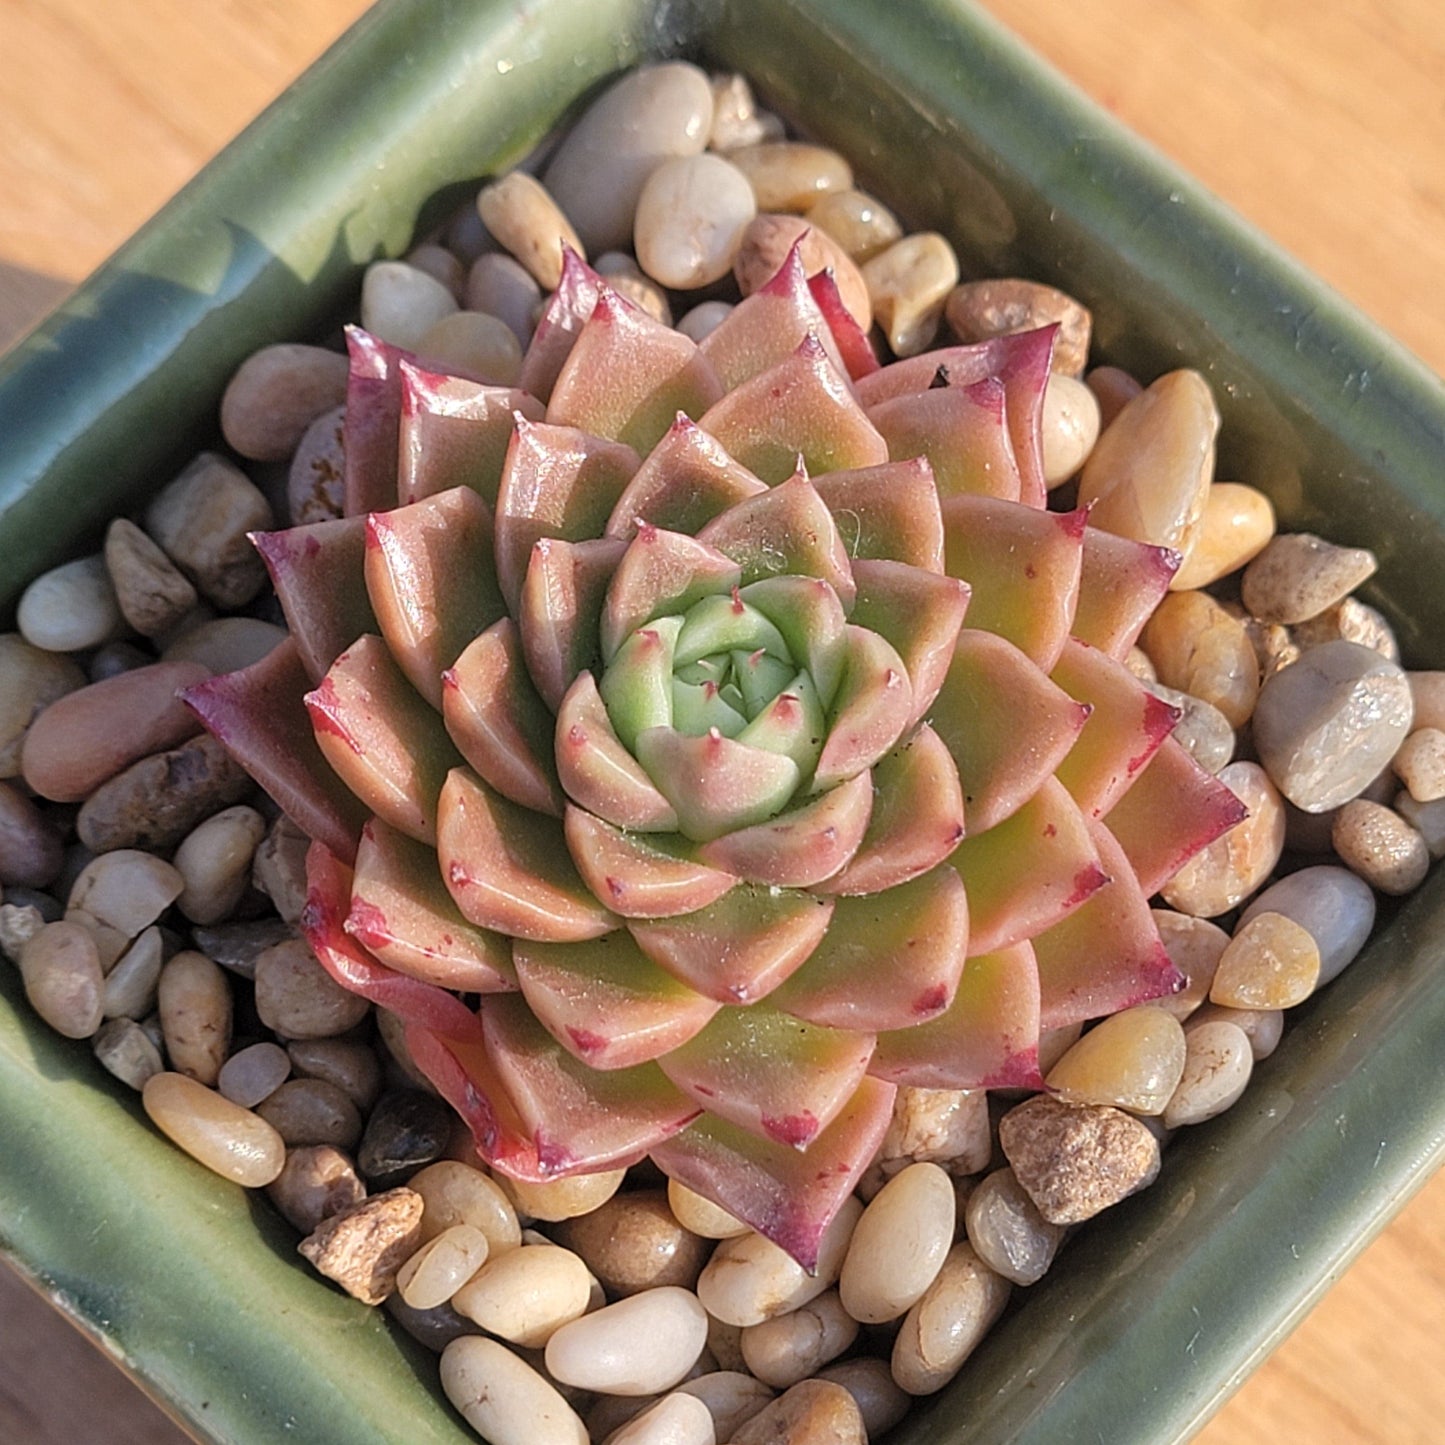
[
  {"left": 807, "top": 268, "right": 880, "bottom": 380},
  {"left": 740, "top": 576, "right": 849, "bottom": 708},
  {"left": 514, "top": 931, "right": 721, "bottom": 1070},
  {"left": 518, "top": 536, "right": 626, "bottom": 711},
  {"left": 397, "top": 362, "right": 544, "bottom": 507},
  {"left": 814, "top": 458, "right": 945, "bottom": 572},
  {"left": 342, "top": 327, "right": 407, "bottom": 516},
  {"left": 443, "top": 619, "right": 563, "bottom": 816},
  {"left": 547, "top": 287, "right": 725, "bottom": 454},
  {"left": 674, "top": 592, "right": 792, "bottom": 666},
  {"left": 437, "top": 767, "right": 617, "bottom": 942},
  {"left": 698, "top": 336, "right": 888, "bottom": 485},
  {"left": 629, "top": 886, "right": 834, "bottom": 1004},
  {"left": 365, "top": 487, "right": 505, "bottom": 709},
  {"left": 870, "top": 943, "right": 1042, "bottom": 1090},
  {"left": 868, "top": 377, "right": 1021, "bottom": 501},
  {"left": 517, "top": 246, "right": 603, "bottom": 403},
  {"left": 812, "top": 624, "right": 914, "bottom": 791},
  {"left": 942, "top": 497, "right": 1085, "bottom": 669},
  {"left": 306, "top": 635, "right": 460, "bottom": 844},
  {"left": 736, "top": 673, "right": 827, "bottom": 778},
  {"left": 657, "top": 1004, "right": 875, "bottom": 1151},
  {"left": 348, "top": 818, "right": 517, "bottom": 992},
  {"left": 494, "top": 417, "right": 639, "bottom": 612},
  {"left": 699, "top": 769, "right": 873, "bottom": 887},
  {"left": 563, "top": 806, "right": 737, "bottom": 919},
  {"left": 950, "top": 777, "right": 1107, "bottom": 956},
  {"left": 1072, "top": 526, "right": 1181, "bottom": 660},
  {"left": 598, "top": 616, "right": 682, "bottom": 752},
  {"left": 772, "top": 866, "right": 968, "bottom": 1031},
  {"left": 930, "top": 628, "right": 1091, "bottom": 834}
]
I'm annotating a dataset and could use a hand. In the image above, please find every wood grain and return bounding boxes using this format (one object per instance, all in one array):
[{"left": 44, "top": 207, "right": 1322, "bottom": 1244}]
[{"left": 0, "top": 2, "right": 1440, "bottom": 1442}]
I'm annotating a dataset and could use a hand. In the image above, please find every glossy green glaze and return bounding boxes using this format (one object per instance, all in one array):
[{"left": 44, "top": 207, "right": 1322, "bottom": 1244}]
[{"left": 1, "top": 1, "right": 1442, "bottom": 1442}]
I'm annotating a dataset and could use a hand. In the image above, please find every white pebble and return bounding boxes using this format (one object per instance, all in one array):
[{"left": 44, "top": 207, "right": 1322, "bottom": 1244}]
[
  {"left": 1163, "top": 1021, "right": 1253, "bottom": 1127},
  {"left": 360, "top": 260, "right": 459, "bottom": 350},
  {"left": 451, "top": 1242, "right": 591, "bottom": 1347},
  {"left": 839, "top": 1163, "right": 954, "bottom": 1323},
  {"left": 634, "top": 153, "right": 757, "bottom": 290},
  {"left": 440, "top": 1336, "right": 589, "bottom": 1445},
  {"left": 546, "top": 1286, "right": 709, "bottom": 1395},
  {"left": 17, "top": 556, "right": 121, "bottom": 653},
  {"left": 173, "top": 805, "right": 268, "bottom": 925},
  {"left": 607, "top": 1392, "right": 716, "bottom": 1445}
]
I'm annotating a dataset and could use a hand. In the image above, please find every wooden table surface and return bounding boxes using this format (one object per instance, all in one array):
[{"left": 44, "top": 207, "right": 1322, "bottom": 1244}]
[{"left": 0, "top": 1, "right": 1440, "bottom": 1441}]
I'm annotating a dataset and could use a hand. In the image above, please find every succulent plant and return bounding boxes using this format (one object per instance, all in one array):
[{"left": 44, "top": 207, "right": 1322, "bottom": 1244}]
[{"left": 186, "top": 245, "right": 1243, "bottom": 1267}]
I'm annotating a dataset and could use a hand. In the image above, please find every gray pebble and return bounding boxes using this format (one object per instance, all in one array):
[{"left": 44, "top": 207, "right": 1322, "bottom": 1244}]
[{"left": 1238, "top": 866, "right": 1376, "bottom": 986}]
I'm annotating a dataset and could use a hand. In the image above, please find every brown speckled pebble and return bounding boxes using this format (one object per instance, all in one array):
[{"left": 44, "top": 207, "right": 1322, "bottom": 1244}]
[
  {"left": 298, "top": 1187, "right": 424, "bottom": 1305},
  {"left": 945, "top": 277, "right": 1092, "bottom": 375},
  {"left": 1332, "top": 798, "right": 1431, "bottom": 895},
  {"left": 553, "top": 1188, "right": 709, "bottom": 1296},
  {"left": 1241, "top": 531, "right": 1377, "bottom": 624},
  {"left": 1393, "top": 727, "right": 1445, "bottom": 802},
  {"left": 1293, "top": 596, "right": 1398, "bottom": 660},
  {"left": 220, "top": 343, "right": 350, "bottom": 462},
  {"left": 104, "top": 517, "right": 198, "bottom": 637},
  {"left": 727, "top": 1377, "right": 866, "bottom": 1445}
]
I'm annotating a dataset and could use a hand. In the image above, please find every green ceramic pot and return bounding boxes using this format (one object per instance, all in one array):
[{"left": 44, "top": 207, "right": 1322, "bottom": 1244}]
[{"left": 1, "top": 2, "right": 1442, "bottom": 1442}]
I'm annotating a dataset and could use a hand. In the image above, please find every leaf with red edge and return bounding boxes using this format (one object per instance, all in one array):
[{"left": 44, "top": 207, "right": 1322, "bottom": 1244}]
[
  {"left": 514, "top": 931, "right": 720, "bottom": 1070},
  {"left": 437, "top": 766, "right": 617, "bottom": 943},
  {"left": 518, "top": 246, "right": 603, "bottom": 403},
  {"left": 1072, "top": 526, "right": 1181, "bottom": 660},
  {"left": 182, "top": 638, "right": 366, "bottom": 864},
  {"left": 443, "top": 619, "right": 563, "bottom": 816},
  {"left": 814, "top": 459, "right": 945, "bottom": 572},
  {"left": 868, "top": 377, "right": 1021, "bottom": 501},
  {"left": 252, "top": 516, "right": 376, "bottom": 685},
  {"left": 397, "top": 362, "right": 544, "bottom": 507},
  {"left": 740, "top": 575, "right": 849, "bottom": 709},
  {"left": 951, "top": 777, "right": 1107, "bottom": 957},
  {"left": 658, "top": 1004, "right": 875, "bottom": 1151},
  {"left": 342, "top": 327, "right": 408, "bottom": 516},
  {"left": 807, "top": 269, "right": 879, "bottom": 379},
  {"left": 563, "top": 806, "right": 736, "bottom": 920},
  {"left": 1102, "top": 735, "right": 1250, "bottom": 896},
  {"left": 1033, "top": 819, "right": 1185, "bottom": 1028},
  {"left": 628, "top": 886, "right": 833, "bottom": 1004},
  {"left": 811, "top": 624, "right": 913, "bottom": 791},
  {"left": 348, "top": 818, "right": 517, "bottom": 992},
  {"left": 652, "top": 1077, "right": 894, "bottom": 1271},
  {"left": 870, "top": 942, "right": 1042, "bottom": 1090},
  {"left": 518, "top": 536, "right": 626, "bottom": 711},
  {"left": 942, "top": 498, "right": 1085, "bottom": 670},
  {"left": 306, "top": 635, "right": 460, "bottom": 845},
  {"left": 930, "top": 628, "right": 1091, "bottom": 834}
]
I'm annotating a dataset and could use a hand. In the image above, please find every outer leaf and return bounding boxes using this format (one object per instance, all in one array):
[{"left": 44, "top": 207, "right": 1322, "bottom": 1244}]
[
  {"left": 868, "top": 378, "right": 1021, "bottom": 500},
  {"left": 807, "top": 268, "right": 880, "bottom": 379},
  {"left": 342, "top": 327, "right": 407, "bottom": 516},
  {"left": 518, "top": 536, "right": 626, "bottom": 711},
  {"left": 1072, "top": 526, "right": 1181, "bottom": 660},
  {"left": 814, "top": 458, "right": 945, "bottom": 572},
  {"left": 517, "top": 246, "right": 603, "bottom": 402}
]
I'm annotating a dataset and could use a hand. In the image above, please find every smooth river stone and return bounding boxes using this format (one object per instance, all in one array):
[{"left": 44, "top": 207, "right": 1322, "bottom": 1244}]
[
  {"left": 1252, "top": 640, "right": 1414, "bottom": 813},
  {"left": 1238, "top": 865, "right": 1375, "bottom": 986},
  {"left": 635, "top": 152, "right": 757, "bottom": 289},
  {"left": 546, "top": 1286, "right": 709, "bottom": 1395},
  {"left": 17, "top": 555, "right": 122, "bottom": 653},
  {"left": 543, "top": 62, "right": 713, "bottom": 254}
]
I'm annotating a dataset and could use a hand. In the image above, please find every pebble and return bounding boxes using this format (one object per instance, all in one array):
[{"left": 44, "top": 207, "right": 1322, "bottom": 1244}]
[
  {"left": 547, "top": 1286, "right": 709, "bottom": 1394},
  {"left": 415, "top": 309, "right": 522, "bottom": 385},
  {"left": 1162, "top": 1021, "right": 1253, "bottom": 1128},
  {"left": 400, "top": 1160, "right": 521, "bottom": 1253},
  {"left": 1241, "top": 532, "right": 1378, "bottom": 624},
  {"left": 18, "top": 920, "right": 104, "bottom": 1038},
  {"left": 1149, "top": 910, "right": 1230, "bottom": 1020},
  {"left": 676, "top": 1372, "right": 774, "bottom": 1439},
  {"left": 16, "top": 555, "right": 122, "bottom": 653},
  {"left": 0, "top": 781, "right": 63, "bottom": 888},
  {"left": 298, "top": 1187, "right": 425, "bottom": 1305},
  {"left": 287, "top": 1036, "right": 383, "bottom": 1113},
  {"left": 1294, "top": 596, "right": 1399, "bottom": 661},
  {"left": 218, "top": 1040, "right": 291, "bottom": 1107},
  {"left": 163, "top": 616, "right": 288, "bottom": 674},
  {"left": 878, "top": 1086, "right": 993, "bottom": 1175},
  {"left": 1210, "top": 912, "right": 1320, "bottom": 1009},
  {"left": 554, "top": 1188, "right": 709, "bottom": 1295},
  {"left": 452, "top": 1241, "right": 593, "bottom": 1347},
  {"left": 696, "top": 1197, "right": 862, "bottom": 1327},
  {"left": 158, "top": 950, "right": 233, "bottom": 1086},
  {"left": 609, "top": 1394, "right": 715, "bottom": 1445},
  {"left": 727, "top": 141, "right": 852, "bottom": 211},
  {"left": 944, "top": 277, "right": 1093, "bottom": 376},
  {"left": 144, "top": 452, "right": 275, "bottom": 608},
  {"left": 92, "top": 1016, "right": 165, "bottom": 1090},
  {"left": 1395, "top": 790, "right": 1445, "bottom": 860},
  {"left": 1077, "top": 369, "right": 1218, "bottom": 555},
  {"left": 499, "top": 1167, "right": 628, "bottom": 1223},
  {"left": 71, "top": 856, "right": 175, "bottom": 957},
  {"left": 675, "top": 299, "right": 734, "bottom": 343},
  {"left": 104, "top": 517, "right": 198, "bottom": 637},
  {"left": 404, "top": 242, "right": 466, "bottom": 299},
  {"left": 219, "top": 343, "right": 350, "bottom": 461},
  {"left": 998, "top": 1095, "right": 1161, "bottom": 1225},
  {"left": 142, "top": 1071, "right": 286, "bottom": 1186},
  {"left": 815, "top": 1359, "right": 909, "bottom": 1438},
  {"left": 0, "top": 634, "right": 86, "bottom": 777},
  {"left": 1045, "top": 1006, "right": 1187, "bottom": 1114},
  {"left": 171, "top": 804, "right": 266, "bottom": 925},
  {"left": 1139, "top": 590, "right": 1260, "bottom": 728},
  {"left": 667, "top": 1179, "right": 749, "bottom": 1239},
  {"left": 0, "top": 902, "right": 48, "bottom": 963},
  {"left": 1145, "top": 682, "right": 1235, "bottom": 774},
  {"left": 890, "top": 1242, "right": 1011, "bottom": 1397},
  {"left": 465, "top": 253, "right": 543, "bottom": 348},
  {"left": 1332, "top": 798, "right": 1430, "bottom": 894},
  {"left": 101, "top": 926, "right": 165, "bottom": 1020},
  {"left": 64, "top": 907, "right": 128, "bottom": 972},
  {"left": 707, "top": 72, "right": 783, "bottom": 153},
  {"left": 860, "top": 232, "right": 960, "bottom": 357},
  {"left": 89, "top": 641, "right": 155, "bottom": 682},
  {"left": 728, "top": 1378, "right": 866, "bottom": 1445},
  {"left": 359, "top": 260, "right": 459, "bottom": 351},
  {"left": 804, "top": 188, "right": 903, "bottom": 263},
  {"left": 542, "top": 62, "right": 714, "bottom": 253},
  {"left": 256, "top": 1077, "right": 363, "bottom": 1150},
  {"left": 440, "top": 1336, "right": 589, "bottom": 1445},
  {"left": 634, "top": 153, "right": 757, "bottom": 289},
  {"left": 1252, "top": 641, "right": 1415, "bottom": 812},
  {"left": 192, "top": 917, "right": 293, "bottom": 980},
  {"left": 1409, "top": 671, "right": 1445, "bottom": 732},
  {"left": 1237, "top": 612, "right": 1300, "bottom": 680},
  {"left": 739, "top": 1289, "right": 859, "bottom": 1390},
  {"left": 286, "top": 404, "right": 347, "bottom": 525},
  {"left": 253, "top": 936, "right": 371, "bottom": 1039},
  {"left": 1186, "top": 1003, "right": 1284, "bottom": 1061},
  {"left": 356, "top": 1089, "right": 456, "bottom": 1189},
  {"left": 1394, "top": 727, "right": 1445, "bottom": 802},
  {"left": 1085, "top": 364, "right": 1143, "bottom": 427},
  {"left": 250, "top": 813, "right": 310, "bottom": 924},
  {"left": 838, "top": 1162, "right": 954, "bottom": 1324},
  {"left": 265, "top": 1144, "right": 367, "bottom": 1234},
  {"left": 1171, "top": 482, "right": 1276, "bottom": 590},
  {"left": 397, "top": 1223, "right": 492, "bottom": 1309},
  {"left": 1040, "top": 372, "right": 1102, "bottom": 485},
  {"left": 476, "top": 172, "right": 585, "bottom": 290},
  {"left": 963, "top": 1166, "right": 1068, "bottom": 1286},
  {"left": 1161, "top": 762, "right": 1285, "bottom": 917},
  {"left": 732, "top": 213, "right": 871, "bottom": 327},
  {"left": 385, "top": 1293, "right": 475, "bottom": 1354}
]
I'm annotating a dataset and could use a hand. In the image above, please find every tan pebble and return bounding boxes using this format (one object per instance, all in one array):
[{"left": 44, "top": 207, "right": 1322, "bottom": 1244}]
[
  {"left": 1140, "top": 590, "right": 1259, "bottom": 728},
  {"left": 945, "top": 277, "right": 1093, "bottom": 375},
  {"left": 879, "top": 1086, "right": 992, "bottom": 1175},
  {"left": 266, "top": 1143, "right": 367, "bottom": 1234},
  {"left": 635, "top": 153, "right": 757, "bottom": 290},
  {"left": 677, "top": 1370, "right": 775, "bottom": 1438},
  {"left": 477, "top": 172, "right": 585, "bottom": 290},
  {"left": 104, "top": 518, "right": 197, "bottom": 637},
  {"left": 839, "top": 1162, "right": 954, "bottom": 1324},
  {"left": 404, "top": 242, "right": 466, "bottom": 299},
  {"left": 861, "top": 232, "right": 960, "bottom": 357},
  {"left": 675, "top": 300, "right": 734, "bottom": 343},
  {"left": 217, "top": 1040, "right": 291, "bottom": 1108},
  {"left": 252, "top": 813, "right": 311, "bottom": 924},
  {"left": 705, "top": 1314, "right": 747, "bottom": 1374},
  {"left": 285, "top": 403, "right": 346, "bottom": 525},
  {"left": 890, "top": 1242, "right": 1011, "bottom": 1397},
  {"left": 397, "top": 1223, "right": 491, "bottom": 1309},
  {"left": 1161, "top": 761, "right": 1285, "bottom": 917},
  {"left": 1085, "top": 364, "right": 1143, "bottom": 427},
  {"left": 727, "top": 141, "right": 852, "bottom": 212},
  {"left": 415, "top": 309, "right": 522, "bottom": 386},
  {"left": 16, "top": 555, "right": 122, "bottom": 654},
  {"left": 1171, "top": 482, "right": 1276, "bottom": 590},
  {"left": 1408, "top": 671, "right": 1445, "bottom": 732},
  {"left": 92, "top": 1016, "right": 165, "bottom": 1090},
  {"left": 728, "top": 1378, "right": 866, "bottom": 1444},
  {"left": 1211, "top": 912, "right": 1321, "bottom": 1009},
  {"left": 962, "top": 1166, "right": 1067, "bottom": 1285},
  {"left": 452, "top": 1242, "right": 593, "bottom": 1346},
  {"left": 1163, "top": 1021, "right": 1253, "bottom": 1128},
  {"left": 1040, "top": 372, "right": 1102, "bottom": 485},
  {"left": 667, "top": 1178, "right": 750, "bottom": 1239},
  {"left": 0, "top": 634, "right": 86, "bottom": 778},
  {"left": 465, "top": 252, "right": 542, "bottom": 348},
  {"left": 546, "top": 1286, "right": 710, "bottom": 1394},
  {"left": 605, "top": 1392, "right": 716, "bottom": 1445},
  {"left": 1235, "top": 611, "right": 1300, "bottom": 680},
  {"left": 805, "top": 187, "right": 903, "bottom": 262},
  {"left": 554, "top": 1188, "right": 709, "bottom": 1295},
  {"left": 733, "top": 212, "right": 871, "bottom": 328},
  {"left": 440, "top": 1336, "right": 589, "bottom": 1445},
  {"left": 1145, "top": 682, "right": 1235, "bottom": 773},
  {"left": 253, "top": 936, "right": 371, "bottom": 1039},
  {"left": 1293, "top": 596, "right": 1399, "bottom": 661},
  {"left": 64, "top": 907, "right": 128, "bottom": 971},
  {"left": 405, "top": 1160, "right": 522, "bottom": 1251},
  {"left": 497, "top": 1166, "right": 627, "bottom": 1222},
  {"left": 256, "top": 1077, "right": 363, "bottom": 1150},
  {"left": 68, "top": 848, "right": 184, "bottom": 938},
  {"left": 1045, "top": 1006, "right": 1187, "bottom": 1114},
  {"left": 1241, "top": 532, "right": 1377, "bottom": 625},
  {"left": 1150, "top": 910, "right": 1230, "bottom": 1020},
  {"left": 1332, "top": 798, "right": 1430, "bottom": 895},
  {"left": 998, "top": 1095, "right": 1160, "bottom": 1225},
  {"left": 19, "top": 919, "right": 104, "bottom": 1038},
  {"left": 1395, "top": 790, "right": 1445, "bottom": 861},
  {"left": 163, "top": 616, "right": 288, "bottom": 673},
  {"left": 142, "top": 1071, "right": 286, "bottom": 1186},
  {"left": 1186, "top": 1003, "right": 1284, "bottom": 1061},
  {"left": 173, "top": 804, "right": 267, "bottom": 925},
  {"left": 158, "top": 950, "right": 232, "bottom": 1086},
  {"left": 707, "top": 72, "right": 782, "bottom": 152},
  {"left": 101, "top": 925, "right": 166, "bottom": 1020},
  {"left": 220, "top": 343, "right": 350, "bottom": 462},
  {"left": 740, "top": 1288, "right": 859, "bottom": 1390},
  {"left": 1393, "top": 727, "right": 1445, "bottom": 802},
  {"left": 299, "top": 1187, "right": 425, "bottom": 1305},
  {"left": 360, "top": 259, "right": 459, "bottom": 350}
]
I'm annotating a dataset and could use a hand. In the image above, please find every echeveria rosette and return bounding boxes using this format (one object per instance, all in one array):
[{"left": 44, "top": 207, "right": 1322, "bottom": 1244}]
[{"left": 185, "top": 243, "right": 1244, "bottom": 1268}]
